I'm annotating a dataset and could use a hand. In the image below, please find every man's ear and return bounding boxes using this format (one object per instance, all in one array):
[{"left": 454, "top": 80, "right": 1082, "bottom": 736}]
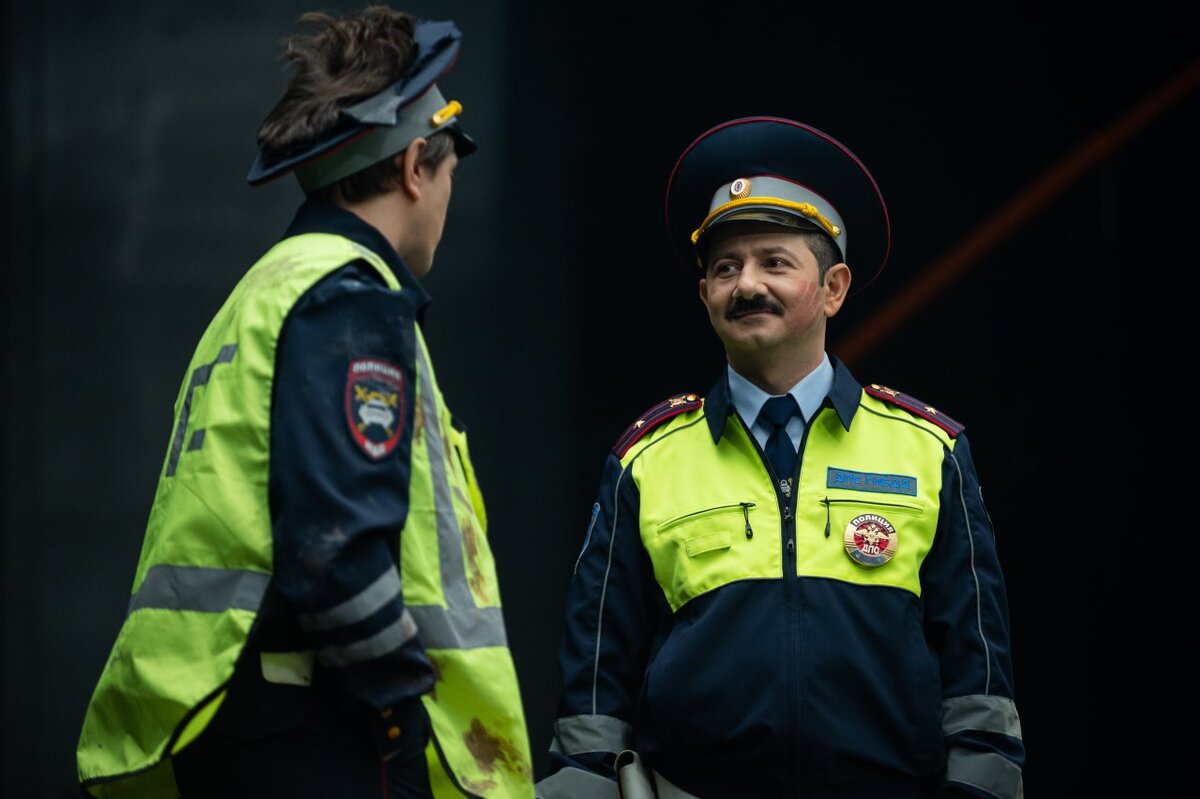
[
  {"left": 823, "top": 263, "right": 852, "bottom": 318},
  {"left": 397, "top": 137, "right": 429, "bottom": 200},
  {"left": 698, "top": 276, "right": 712, "bottom": 313}
]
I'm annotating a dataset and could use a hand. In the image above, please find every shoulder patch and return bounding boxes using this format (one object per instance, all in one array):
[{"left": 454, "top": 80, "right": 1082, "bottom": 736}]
[
  {"left": 613, "top": 393, "right": 702, "bottom": 458},
  {"left": 346, "top": 358, "right": 407, "bottom": 458},
  {"left": 864, "top": 383, "right": 964, "bottom": 438}
]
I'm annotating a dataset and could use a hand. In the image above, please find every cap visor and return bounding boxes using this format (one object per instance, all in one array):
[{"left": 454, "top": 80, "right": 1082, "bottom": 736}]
[{"left": 447, "top": 124, "right": 477, "bottom": 158}]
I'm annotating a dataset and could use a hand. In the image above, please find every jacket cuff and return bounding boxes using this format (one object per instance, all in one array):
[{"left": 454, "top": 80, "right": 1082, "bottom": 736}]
[{"left": 370, "top": 695, "right": 428, "bottom": 760}]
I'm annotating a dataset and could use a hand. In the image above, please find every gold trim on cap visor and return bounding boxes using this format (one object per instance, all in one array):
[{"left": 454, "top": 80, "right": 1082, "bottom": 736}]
[{"left": 691, "top": 197, "right": 843, "bottom": 245}]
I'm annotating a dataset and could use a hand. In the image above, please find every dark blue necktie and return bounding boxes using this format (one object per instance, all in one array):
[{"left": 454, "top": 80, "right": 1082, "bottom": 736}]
[{"left": 759, "top": 394, "right": 799, "bottom": 483}]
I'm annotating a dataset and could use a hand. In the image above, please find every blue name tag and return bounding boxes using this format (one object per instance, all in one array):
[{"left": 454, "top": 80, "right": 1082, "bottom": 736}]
[{"left": 826, "top": 467, "right": 917, "bottom": 496}]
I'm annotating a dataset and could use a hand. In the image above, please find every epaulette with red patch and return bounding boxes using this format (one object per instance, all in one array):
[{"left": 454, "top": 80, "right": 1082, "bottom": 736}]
[
  {"left": 612, "top": 392, "right": 703, "bottom": 458},
  {"left": 864, "top": 383, "right": 965, "bottom": 438}
]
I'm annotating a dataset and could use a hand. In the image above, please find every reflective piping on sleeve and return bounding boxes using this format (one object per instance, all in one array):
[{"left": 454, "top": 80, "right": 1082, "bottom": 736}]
[
  {"left": 942, "top": 695, "right": 1023, "bottom": 739},
  {"left": 127, "top": 564, "right": 270, "bottom": 616},
  {"left": 950, "top": 450, "right": 991, "bottom": 693},
  {"left": 407, "top": 604, "right": 507, "bottom": 650},
  {"left": 534, "top": 767, "right": 617, "bottom": 799},
  {"left": 573, "top": 502, "right": 601, "bottom": 576},
  {"left": 413, "top": 331, "right": 476, "bottom": 612},
  {"left": 945, "top": 748, "right": 1024, "bottom": 799},
  {"left": 297, "top": 567, "right": 402, "bottom": 632},
  {"left": 316, "top": 608, "right": 418, "bottom": 667},
  {"left": 549, "top": 714, "right": 632, "bottom": 755},
  {"left": 592, "top": 464, "right": 628, "bottom": 714},
  {"left": 591, "top": 418, "right": 707, "bottom": 712}
]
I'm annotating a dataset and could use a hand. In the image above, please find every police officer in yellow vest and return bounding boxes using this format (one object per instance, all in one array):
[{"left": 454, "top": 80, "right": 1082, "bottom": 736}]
[
  {"left": 75, "top": 7, "right": 532, "bottom": 798},
  {"left": 536, "top": 118, "right": 1025, "bottom": 798}
]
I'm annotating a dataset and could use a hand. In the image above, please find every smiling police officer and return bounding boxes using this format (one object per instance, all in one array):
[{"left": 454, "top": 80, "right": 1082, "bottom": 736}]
[
  {"left": 536, "top": 117, "right": 1025, "bottom": 799},
  {"left": 75, "top": 6, "right": 532, "bottom": 798}
]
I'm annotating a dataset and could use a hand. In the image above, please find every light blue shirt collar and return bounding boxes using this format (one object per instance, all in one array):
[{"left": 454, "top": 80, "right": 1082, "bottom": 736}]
[{"left": 727, "top": 352, "right": 834, "bottom": 451}]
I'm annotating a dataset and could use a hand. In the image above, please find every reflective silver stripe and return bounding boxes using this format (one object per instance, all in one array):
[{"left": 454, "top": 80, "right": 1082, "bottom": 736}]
[
  {"left": 943, "top": 695, "right": 1023, "bottom": 739},
  {"left": 550, "top": 714, "right": 631, "bottom": 756},
  {"left": 298, "top": 568, "right": 402, "bottom": 632},
  {"left": 413, "top": 332, "right": 476, "bottom": 612},
  {"left": 950, "top": 450, "right": 992, "bottom": 693},
  {"left": 534, "top": 767, "right": 617, "bottom": 799},
  {"left": 317, "top": 608, "right": 418, "bottom": 667},
  {"left": 945, "top": 748, "right": 1024, "bottom": 799},
  {"left": 407, "top": 605, "right": 507, "bottom": 650},
  {"left": 127, "top": 564, "right": 269, "bottom": 616},
  {"left": 409, "top": 331, "right": 511, "bottom": 651}
]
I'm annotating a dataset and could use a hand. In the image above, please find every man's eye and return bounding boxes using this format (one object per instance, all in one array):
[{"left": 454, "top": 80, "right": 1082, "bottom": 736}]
[{"left": 712, "top": 263, "right": 737, "bottom": 276}]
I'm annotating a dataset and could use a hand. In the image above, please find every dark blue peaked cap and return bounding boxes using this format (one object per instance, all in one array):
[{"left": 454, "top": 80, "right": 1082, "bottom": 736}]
[
  {"left": 665, "top": 116, "right": 891, "bottom": 293},
  {"left": 247, "top": 19, "right": 476, "bottom": 188}
]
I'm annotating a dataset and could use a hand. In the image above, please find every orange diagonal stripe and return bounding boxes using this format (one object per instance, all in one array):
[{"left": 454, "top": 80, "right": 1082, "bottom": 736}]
[{"left": 834, "top": 58, "right": 1200, "bottom": 366}]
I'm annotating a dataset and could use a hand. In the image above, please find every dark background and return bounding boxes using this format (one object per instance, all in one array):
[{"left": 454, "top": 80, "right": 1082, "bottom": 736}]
[{"left": 3, "top": 0, "right": 1194, "bottom": 796}]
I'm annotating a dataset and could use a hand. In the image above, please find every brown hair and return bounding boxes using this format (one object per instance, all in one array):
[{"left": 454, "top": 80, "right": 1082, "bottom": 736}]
[
  {"left": 798, "top": 229, "right": 844, "bottom": 281},
  {"left": 257, "top": 4, "right": 453, "bottom": 201}
]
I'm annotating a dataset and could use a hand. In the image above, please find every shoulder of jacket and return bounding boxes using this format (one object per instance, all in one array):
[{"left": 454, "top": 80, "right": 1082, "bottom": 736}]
[
  {"left": 863, "top": 383, "right": 965, "bottom": 438},
  {"left": 612, "top": 392, "right": 704, "bottom": 458}
]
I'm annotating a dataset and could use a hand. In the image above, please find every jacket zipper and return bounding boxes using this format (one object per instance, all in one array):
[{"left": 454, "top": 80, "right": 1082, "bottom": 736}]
[{"left": 740, "top": 502, "right": 755, "bottom": 539}]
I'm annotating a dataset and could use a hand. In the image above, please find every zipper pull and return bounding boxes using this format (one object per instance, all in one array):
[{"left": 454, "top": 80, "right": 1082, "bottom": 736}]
[
  {"left": 740, "top": 502, "right": 755, "bottom": 539},
  {"left": 783, "top": 505, "right": 793, "bottom": 523},
  {"left": 822, "top": 496, "right": 831, "bottom": 539}
]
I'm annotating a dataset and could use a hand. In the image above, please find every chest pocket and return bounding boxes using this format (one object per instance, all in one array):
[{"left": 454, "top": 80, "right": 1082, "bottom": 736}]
[
  {"left": 642, "top": 502, "right": 780, "bottom": 611},
  {"left": 800, "top": 496, "right": 934, "bottom": 595}
]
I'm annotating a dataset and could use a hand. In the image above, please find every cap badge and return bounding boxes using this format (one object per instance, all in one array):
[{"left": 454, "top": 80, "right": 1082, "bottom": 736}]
[
  {"left": 844, "top": 513, "right": 897, "bottom": 567},
  {"left": 729, "top": 178, "right": 752, "bottom": 199}
]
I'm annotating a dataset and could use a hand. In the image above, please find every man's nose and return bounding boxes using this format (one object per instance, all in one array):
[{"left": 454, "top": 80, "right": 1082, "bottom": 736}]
[{"left": 733, "top": 263, "right": 767, "bottom": 299}]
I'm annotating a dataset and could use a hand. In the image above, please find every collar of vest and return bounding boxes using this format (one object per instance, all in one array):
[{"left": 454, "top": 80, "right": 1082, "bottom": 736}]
[
  {"left": 283, "top": 196, "right": 432, "bottom": 314},
  {"left": 705, "top": 352, "right": 860, "bottom": 443}
]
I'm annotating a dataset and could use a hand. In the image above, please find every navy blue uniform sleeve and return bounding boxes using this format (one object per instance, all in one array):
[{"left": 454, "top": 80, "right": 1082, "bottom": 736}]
[
  {"left": 536, "top": 454, "right": 661, "bottom": 799},
  {"left": 922, "top": 434, "right": 1025, "bottom": 798},
  {"left": 270, "top": 263, "right": 431, "bottom": 756}
]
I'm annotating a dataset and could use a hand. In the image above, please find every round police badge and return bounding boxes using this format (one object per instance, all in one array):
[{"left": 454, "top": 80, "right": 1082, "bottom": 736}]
[
  {"left": 730, "top": 178, "right": 751, "bottom": 199},
  {"left": 843, "top": 513, "right": 897, "bottom": 567},
  {"left": 345, "top": 358, "right": 406, "bottom": 460}
]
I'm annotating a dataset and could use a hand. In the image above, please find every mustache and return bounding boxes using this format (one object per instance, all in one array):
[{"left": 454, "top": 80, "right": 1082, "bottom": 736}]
[{"left": 726, "top": 296, "right": 783, "bottom": 319}]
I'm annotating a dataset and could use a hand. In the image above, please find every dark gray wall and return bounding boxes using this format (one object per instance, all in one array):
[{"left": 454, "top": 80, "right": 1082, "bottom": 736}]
[{"left": 3, "top": 1, "right": 1194, "bottom": 795}]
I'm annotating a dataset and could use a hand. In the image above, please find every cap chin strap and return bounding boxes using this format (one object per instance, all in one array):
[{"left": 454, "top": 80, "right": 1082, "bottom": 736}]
[{"left": 296, "top": 85, "right": 461, "bottom": 193}]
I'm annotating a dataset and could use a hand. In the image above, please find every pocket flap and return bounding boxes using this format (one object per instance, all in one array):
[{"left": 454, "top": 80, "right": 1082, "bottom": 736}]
[{"left": 685, "top": 531, "right": 731, "bottom": 558}]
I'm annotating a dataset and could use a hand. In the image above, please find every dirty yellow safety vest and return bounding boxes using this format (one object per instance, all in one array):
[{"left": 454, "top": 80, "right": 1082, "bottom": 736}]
[{"left": 76, "top": 233, "right": 532, "bottom": 798}]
